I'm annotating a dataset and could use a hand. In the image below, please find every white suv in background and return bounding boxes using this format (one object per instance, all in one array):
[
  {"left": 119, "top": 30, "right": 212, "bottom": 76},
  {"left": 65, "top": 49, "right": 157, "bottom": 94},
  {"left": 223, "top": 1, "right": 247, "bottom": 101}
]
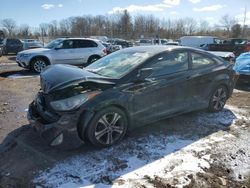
[{"left": 16, "top": 38, "right": 107, "bottom": 73}]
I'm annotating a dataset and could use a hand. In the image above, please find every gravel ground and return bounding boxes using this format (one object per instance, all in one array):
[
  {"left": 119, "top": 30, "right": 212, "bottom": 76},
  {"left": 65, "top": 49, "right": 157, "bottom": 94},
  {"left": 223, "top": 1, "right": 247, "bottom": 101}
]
[{"left": 0, "top": 55, "right": 250, "bottom": 188}]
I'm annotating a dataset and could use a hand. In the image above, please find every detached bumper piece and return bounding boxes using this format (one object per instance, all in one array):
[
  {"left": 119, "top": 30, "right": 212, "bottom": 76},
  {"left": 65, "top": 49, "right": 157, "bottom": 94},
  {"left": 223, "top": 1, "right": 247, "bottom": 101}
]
[{"left": 28, "top": 102, "right": 83, "bottom": 148}]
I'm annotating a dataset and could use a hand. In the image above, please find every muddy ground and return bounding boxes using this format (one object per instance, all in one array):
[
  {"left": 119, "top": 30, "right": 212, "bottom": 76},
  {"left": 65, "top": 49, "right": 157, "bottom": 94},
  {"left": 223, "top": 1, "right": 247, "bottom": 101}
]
[{"left": 0, "top": 55, "right": 250, "bottom": 188}]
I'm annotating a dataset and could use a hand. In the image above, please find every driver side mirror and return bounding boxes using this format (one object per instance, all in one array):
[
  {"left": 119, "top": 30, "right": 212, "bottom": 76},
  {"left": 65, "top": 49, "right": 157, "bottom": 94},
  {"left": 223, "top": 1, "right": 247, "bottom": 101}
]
[{"left": 136, "top": 68, "right": 153, "bottom": 82}]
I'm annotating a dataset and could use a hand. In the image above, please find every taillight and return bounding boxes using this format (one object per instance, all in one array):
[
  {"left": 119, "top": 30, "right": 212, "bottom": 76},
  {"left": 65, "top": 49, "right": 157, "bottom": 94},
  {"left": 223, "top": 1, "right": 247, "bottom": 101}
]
[{"left": 103, "top": 48, "right": 107, "bottom": 55}]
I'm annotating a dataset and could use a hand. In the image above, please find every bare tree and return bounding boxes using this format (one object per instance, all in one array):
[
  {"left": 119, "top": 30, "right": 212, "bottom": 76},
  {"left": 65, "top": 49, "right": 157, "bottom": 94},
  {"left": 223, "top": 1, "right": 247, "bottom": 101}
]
[
  {"left": 184, "top": 18, "right": 197, "bottom": 35},
  {"left": 1, "top": 12, "right": 245, "bottom": 41},
  {"left": 231, "top": 24, "right": 242, "bottom": 38},
  {"left": 18, "top": 24, "right": 30, "bottom": 38},
  {"left": 48, "top": 20, "right": 59, "bottom": 37},
  {"left": 59, "top": 19, "right": 72, "bottom": 36},
  {"left": 145, "top": 15, "right": 159, "bottom": 38},
  {"left": 198, "top": 20, "right": 210, "bottom": 35},
  {"left": 119, "top": 10, "right": 133, "bottom": 39},
  {"left": 174, "top": 19, "right": 186, "bottom": 38},
  {"left": 219, "top": 14, "right": 237, "bottom": 37},
  {"left": 242, "top": 6, "right": 247, "bottom": 37},
  {"left": 134, "top": 15, "right": 146, "bottom": 38},
  {"left": 70, "top": 17, "right": 87, "bottom": 37},
  {"left": 1, "top": 18, "right": 16, "bottom": 37},
  {"left": 39, "top": 23, "right": 49, "bottom": 45}
]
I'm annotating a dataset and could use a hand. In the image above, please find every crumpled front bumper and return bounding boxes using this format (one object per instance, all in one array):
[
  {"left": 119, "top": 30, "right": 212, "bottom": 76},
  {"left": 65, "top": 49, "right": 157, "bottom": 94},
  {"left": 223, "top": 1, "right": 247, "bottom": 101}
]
[{"left": 27, "top": 102, "right": 83, "bottom": 147}]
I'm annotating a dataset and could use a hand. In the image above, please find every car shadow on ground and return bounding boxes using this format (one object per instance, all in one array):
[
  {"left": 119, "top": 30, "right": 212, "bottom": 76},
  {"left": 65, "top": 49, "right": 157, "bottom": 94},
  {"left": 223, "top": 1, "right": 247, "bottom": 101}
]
[
  {"left": 235, "top": 81, "right": 250, "bottom": 92},
  {"left": 0, "top": 54, "right": 17, "bottom": 60},
  {"left": 0, "top": 108, "right": 237, "bottom": 187},
  {"left": 7, "top": 56, "right": 16, "bottom": 61},
  {"left": 0, "top": 69, "right": 38, "bottom": 78}
]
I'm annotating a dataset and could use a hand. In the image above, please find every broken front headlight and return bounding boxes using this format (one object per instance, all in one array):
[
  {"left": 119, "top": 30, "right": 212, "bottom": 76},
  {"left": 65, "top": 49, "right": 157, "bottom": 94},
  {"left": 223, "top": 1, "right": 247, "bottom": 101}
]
[{"left": 50, "top": 91, "right": 100, "bottom": 111}]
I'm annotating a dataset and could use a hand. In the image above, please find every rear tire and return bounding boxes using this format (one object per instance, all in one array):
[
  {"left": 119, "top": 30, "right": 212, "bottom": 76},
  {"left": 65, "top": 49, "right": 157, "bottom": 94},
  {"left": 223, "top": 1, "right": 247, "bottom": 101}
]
[
  {"left": 31, "top": 58, "right": 48, "bottom": 73},
  {"left": 85, "top": 107, "right": 128, "bottom": 147},
  {"left": 208, "top": 85, "right": 228, "bottom": 112},
  {"left": 85, "top": 55, "right": 100, "bottom": 67}
]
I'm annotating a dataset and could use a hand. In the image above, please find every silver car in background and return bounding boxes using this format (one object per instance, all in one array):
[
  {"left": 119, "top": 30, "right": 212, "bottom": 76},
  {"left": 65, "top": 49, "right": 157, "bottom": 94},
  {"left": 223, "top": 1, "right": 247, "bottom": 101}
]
[
  {"left": 16, "top": 38, "right": 107, "bottom": 73},
  {"left": 22, "top": 40, "right": 43, "bottom": 51}
]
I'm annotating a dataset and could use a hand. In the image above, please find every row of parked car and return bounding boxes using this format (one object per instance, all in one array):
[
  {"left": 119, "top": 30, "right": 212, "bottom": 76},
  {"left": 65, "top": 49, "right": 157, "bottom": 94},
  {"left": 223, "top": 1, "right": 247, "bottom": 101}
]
[
  {"left": 0, "top": 38, "right": 43, "bottom": 56},
  {"left": 1, "top": 36, "right": 244, "bottom": 148},
  {"left": 1, "top": 36, "right": 249, "bottom": 84}
]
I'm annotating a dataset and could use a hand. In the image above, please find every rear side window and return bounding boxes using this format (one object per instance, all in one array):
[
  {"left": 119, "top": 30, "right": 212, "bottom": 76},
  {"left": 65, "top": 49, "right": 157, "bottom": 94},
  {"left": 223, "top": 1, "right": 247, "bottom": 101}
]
[
  {"left": 147, "top": 51, "right": 189, "bottom": 77},
  {"left": 191, "top": 52, "right": 216, "bottom": 69},
  {"left": 74, "top": 40, "right": 98, "bottom": 48}
]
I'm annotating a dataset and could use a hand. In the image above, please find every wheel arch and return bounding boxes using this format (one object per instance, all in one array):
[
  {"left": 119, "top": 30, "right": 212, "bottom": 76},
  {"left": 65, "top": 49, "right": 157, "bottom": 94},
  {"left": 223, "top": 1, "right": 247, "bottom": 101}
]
[
  {"left": 29, "top": 55, "right": 51, "bottom": 69},
  {"left": 209, "top": 82, "right": 230, "bottom": 101},
  {"left": 87, "top": 54, "right": 101, "bottom": 63},
  {"left": 77, "top": 103, "right": 131, "bottom": 141}
]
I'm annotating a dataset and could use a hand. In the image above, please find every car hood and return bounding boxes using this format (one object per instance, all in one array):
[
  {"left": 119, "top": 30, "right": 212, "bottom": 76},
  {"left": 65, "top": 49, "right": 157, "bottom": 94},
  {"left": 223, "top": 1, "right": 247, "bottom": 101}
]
[
  {"left": 40, "top": 64, "right": 115, "bottom": 93},
  {"left": 19, "top": 47, "right": 50, "bottom": 54}
]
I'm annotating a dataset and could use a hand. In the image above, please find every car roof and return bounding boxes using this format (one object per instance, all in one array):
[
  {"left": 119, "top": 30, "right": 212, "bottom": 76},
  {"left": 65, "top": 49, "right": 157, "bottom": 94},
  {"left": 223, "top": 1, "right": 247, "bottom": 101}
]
[
  {"left": 60, "top": 37, "right": 98, "bottom": 41},
  {"left": 122, "top": 45, "right": 202, "bottom": 54}
]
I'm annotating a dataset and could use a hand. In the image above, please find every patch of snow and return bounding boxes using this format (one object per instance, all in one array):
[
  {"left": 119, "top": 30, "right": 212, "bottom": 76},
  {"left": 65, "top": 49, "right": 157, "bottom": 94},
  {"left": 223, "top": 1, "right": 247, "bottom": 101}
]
[
  {"left": 34, "top": 132, "right": 228, "bottom": 188},
  {"left": 34, "top": 104, "right": 249, "bottom": 187},
  {"left": 216, "top": 129, "right": 250, "bottom": 181},
  {"left": 233, "top": 89, "right": 245, "bottom": 93},
  {"left": 195, "top": 109, "right": 236, "bottom": 127},
  {"left": 225, "top": 105, "right": 248, "bottom": 119},
  {"left": 34, "top": 135, "right": 197, "bottom": 187}
]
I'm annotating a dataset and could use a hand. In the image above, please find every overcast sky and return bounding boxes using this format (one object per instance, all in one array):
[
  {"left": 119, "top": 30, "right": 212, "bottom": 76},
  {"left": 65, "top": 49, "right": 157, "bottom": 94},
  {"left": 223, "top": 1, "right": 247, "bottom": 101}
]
[{"left": 0, "top": 0, "right": 249, "bottom": 28}]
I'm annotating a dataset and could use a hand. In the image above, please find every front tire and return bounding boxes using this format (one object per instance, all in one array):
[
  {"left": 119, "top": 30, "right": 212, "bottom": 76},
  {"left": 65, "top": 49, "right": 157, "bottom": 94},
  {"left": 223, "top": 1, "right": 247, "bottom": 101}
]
[
  {"left": 31, "top": 58, "right": 48, "bottom": 73},
  {"left": 208, "top": 85, "right": 228, "bottom": 112},
  {"left": 85, "top": 107, "right": 128, "bottom": 147}
]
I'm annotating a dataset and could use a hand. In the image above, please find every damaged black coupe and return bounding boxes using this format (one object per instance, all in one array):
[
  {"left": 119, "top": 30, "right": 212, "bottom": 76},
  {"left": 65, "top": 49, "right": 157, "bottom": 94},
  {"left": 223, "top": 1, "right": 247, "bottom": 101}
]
[{"left": 28, "top": 46, "right": 237, "bottom": 147}]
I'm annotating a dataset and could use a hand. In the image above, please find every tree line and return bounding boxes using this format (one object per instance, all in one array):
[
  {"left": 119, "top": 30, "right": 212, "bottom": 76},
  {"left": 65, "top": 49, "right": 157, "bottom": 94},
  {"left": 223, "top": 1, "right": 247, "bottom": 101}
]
[{"left": 1, "top": 10, "right": 249, "bottom": 41}]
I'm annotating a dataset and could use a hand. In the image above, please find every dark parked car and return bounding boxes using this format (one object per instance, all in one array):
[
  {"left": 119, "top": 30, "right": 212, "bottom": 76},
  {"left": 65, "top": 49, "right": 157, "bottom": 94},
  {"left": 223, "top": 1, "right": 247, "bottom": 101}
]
[
  {"left": 2, "top": 38, "right": 23, "bottom": 55},
  {"left": 107, "top": 39, "right": 132, "bottom": 48},
  {"left": 28, "top": 46, "right": 237, "bottom": 148},
  {"left": 206, "top": 38, "right": 250, "bottom": 57}
]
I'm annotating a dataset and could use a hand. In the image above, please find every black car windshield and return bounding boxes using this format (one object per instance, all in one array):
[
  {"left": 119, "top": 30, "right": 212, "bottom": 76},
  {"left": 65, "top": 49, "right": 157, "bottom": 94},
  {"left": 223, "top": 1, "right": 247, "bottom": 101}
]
[
  {"left": 86, "top": 50, "right": 152, "bottom": 79},
  {"left": 46, "top": 38, "right": 64, "bottom": 49}
]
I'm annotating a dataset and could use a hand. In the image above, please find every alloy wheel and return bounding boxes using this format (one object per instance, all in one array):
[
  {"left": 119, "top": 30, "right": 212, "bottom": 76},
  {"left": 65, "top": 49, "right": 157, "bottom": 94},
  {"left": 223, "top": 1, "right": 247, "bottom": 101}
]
[
  {"left": 211, "top": 87, "right": 227, "bottom": 111},
  {"left": 33, "top": 60, "right": 47, "bottom": 73},
  {"left": 94, "top": 112, "right": 125, "bottom": 145}
]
